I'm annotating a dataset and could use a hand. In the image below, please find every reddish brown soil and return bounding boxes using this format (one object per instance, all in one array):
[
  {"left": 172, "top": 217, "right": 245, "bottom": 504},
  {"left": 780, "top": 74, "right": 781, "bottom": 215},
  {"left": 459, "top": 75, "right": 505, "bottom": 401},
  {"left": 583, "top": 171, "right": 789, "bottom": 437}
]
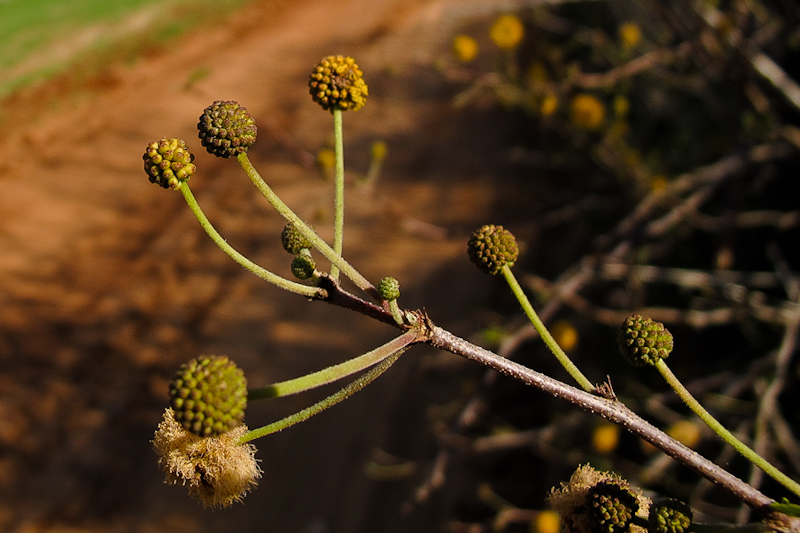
[{"left": 0, "top": 1, "right": 539, "bottom": 532}]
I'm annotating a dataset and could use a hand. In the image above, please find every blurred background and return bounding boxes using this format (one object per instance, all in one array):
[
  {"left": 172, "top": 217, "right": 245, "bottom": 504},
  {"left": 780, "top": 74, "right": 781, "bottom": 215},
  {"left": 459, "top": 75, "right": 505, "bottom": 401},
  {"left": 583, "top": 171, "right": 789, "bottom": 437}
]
[{"left": 1, "top": 0, "right": 799, "bottom": 532}]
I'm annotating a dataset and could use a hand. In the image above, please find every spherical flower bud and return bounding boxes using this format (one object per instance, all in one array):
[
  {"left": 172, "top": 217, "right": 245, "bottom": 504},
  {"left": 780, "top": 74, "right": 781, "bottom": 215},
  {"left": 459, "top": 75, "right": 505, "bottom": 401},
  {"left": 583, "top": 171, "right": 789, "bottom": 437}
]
[
  {"left": 648, "top": 499, "right": 692, "bottom": 533},
  {"left": 617, "top": 315, "right": 673, "bottom": 367},
  {"left": 152, "top": 408, "right": 260, "bottom": 508},
  {"left": 378, "top": 276, "right": 401, "bottom": 301},
  {"left": 467, "top": 224, "right": 519, "bottom": 275},
  {"left": 169, "top": 355, "right": 247, "bottom": 437},
  {"left": 143, "top": 138, "right": 196, "bottom": 189},
  {"left": 587, "top": 481, "right": 640, "bottom": 533},
  {"left": 281, "top": 222, "right": 314, "bottom": 254},
  {"left": 309, "top": 55, "right": 369, "bottom": 112},
  {"left": 198, "top": 100, "right": 257, "bottom": 158},
  {"left": 291, "top": 254, "right": 317, "bottom": 280}
]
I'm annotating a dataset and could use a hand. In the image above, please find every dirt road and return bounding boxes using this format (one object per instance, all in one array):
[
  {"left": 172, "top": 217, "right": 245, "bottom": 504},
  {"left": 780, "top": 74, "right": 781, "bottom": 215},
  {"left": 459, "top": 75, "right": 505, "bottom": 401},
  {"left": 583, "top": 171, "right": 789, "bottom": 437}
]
[{"left": 0, "top": 1, "right": 536, "bottom": 532}]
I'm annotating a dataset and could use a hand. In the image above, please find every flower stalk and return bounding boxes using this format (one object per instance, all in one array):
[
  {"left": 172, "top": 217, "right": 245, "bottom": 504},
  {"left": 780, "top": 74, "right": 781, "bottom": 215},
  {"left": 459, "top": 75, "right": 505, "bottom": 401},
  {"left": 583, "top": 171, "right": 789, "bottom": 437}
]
[{"left": 179, "top": 182, "right": 324, "bottom": 299}]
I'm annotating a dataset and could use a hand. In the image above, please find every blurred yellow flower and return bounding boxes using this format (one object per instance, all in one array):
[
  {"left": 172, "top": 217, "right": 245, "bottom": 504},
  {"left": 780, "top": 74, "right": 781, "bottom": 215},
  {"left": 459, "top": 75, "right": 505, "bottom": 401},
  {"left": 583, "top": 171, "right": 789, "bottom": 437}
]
[
  {"left": 452, "top": 34, "right": 479, "bottom": 62},
  {"left": 317, "top": 147, "right": 336, "bottom": 171},
  {"left": 570, "top": 94, "right": 606, "bottom": 131},
  {"left": 592, "top": 423, "right": 620, "bottom": 454},
  {"left": 490, "top": 14, "right": 525, "bottom": 50},
  {"left": 535, "top": 510, "right": 562, "bottom": 533},
  {"left": 613, "top": 95, "right": 630, "bottom": 117},
  {"left": 667, "top": 419, "right": 702, "bottom": 448},
  {"left": 551, "top": 319, "right": 578, "bottom": 351},
  {"left": 650, "top": 175, "right": 669, "bottom": 193},
  {"left": 540, "top": 93, "right": 560, "bottom": 116},
  {"left": 619, "top": 22, "right": 642, "bottom": 51}
]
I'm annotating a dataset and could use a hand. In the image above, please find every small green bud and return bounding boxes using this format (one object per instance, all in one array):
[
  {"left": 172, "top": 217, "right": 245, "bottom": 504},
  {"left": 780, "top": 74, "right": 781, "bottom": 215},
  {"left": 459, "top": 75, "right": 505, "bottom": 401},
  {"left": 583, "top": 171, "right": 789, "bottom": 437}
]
[
  {"left": 291, "top": 254, "right": 317, "bottom": 280},
  {"left": 467, "top": 224, "right": 519, "bottom": 275},
  {"left": 198, "top": 100, "right": 257, "bottom": 158},
  {"left": 378, "top": 276, "right": 401, "bottom": 301},
  {"left": 143, "top": 138, "right": 196, "bottom": 189},
  {"left": 169, "top": 355, "right": 247, "bottom": 437},
  {"left": 617, "top": 315, "right": 673, "bottom": 367},
  {"left": 281, "top": 222, "right": 314, "bottom": 254},
  {"left": 587, "top": 481, "right": 640, "bottom": 533},
  {"left": 648, "top": 499, "right": 692, "bottom": 533},
  {"left": 308, "top": 55, "right": 369, "bottom": 112}
]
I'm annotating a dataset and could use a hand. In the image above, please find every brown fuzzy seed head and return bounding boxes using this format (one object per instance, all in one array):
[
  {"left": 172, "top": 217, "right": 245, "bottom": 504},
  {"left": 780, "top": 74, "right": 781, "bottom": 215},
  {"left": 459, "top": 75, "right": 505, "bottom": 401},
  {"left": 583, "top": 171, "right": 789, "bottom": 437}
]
[
  {"left": 467, "top": 224, "right": 519, "bottom": 275},
  {"left": 281, "top": 222, "right": 314, "bottom": 254},
  {"left": 587, "top": 481, "right": 640, "bottom": 533},
  {"left": 143, "top": 138, "right": 196, "bottom": 189},
  {"left": 617, "top": 315, "right": 673, "bottom": 367},
  {"left": 198, "top": 100, "right": 257, "bottom": 158},
  {"left": 169, "top": 355, "right": 247, "bottom": 437},
  {"left": 308, "top": 55, "right": 369, "bottom": 112},
  {"left": 648, "top": 499, "right": 692, "bottom": 533}
]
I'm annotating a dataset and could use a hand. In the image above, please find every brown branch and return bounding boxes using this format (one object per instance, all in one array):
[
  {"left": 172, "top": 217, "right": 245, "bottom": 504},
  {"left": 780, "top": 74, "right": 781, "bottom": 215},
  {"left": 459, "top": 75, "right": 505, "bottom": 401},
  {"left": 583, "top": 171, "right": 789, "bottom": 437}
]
[{"left": 422, "top": 320, "right": 778, "bottom": 514}]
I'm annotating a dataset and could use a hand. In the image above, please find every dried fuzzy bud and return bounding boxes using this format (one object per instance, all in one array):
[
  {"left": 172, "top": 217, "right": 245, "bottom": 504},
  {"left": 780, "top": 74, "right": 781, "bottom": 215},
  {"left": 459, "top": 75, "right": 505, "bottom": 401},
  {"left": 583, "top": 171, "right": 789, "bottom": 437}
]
[
  {"left": 169, "top": 355, "right": 247, "bottom": 437},
  {"left": 617, "top": 315, "right": 674, "bottom": 367},
  {"left": 281, "top": 222, "right": 314, "bottom": 254},
  {"left": 587, "top": 481, "right": 639, "bottom": 533},
  {"left": 378, "top": 277, "right": 401, "bottom": 301},
  {"left": 648, "top": 499, "right": 692, "bottom": 533},
  {"left": 308, "top": 55, "right": 368, "bottom": 112},
  {"left": 198, "top": 100, "right": 257, "bottom": 158},
  {"left": 291, "top": 253, "right": 317, "bottom": 280},
  {"left": 153, "top": 408, "right": 260, "bottom": 508},
  {"left": 143, "top": 138, "right": 196, "bottom": 189},
  {"left": 467, "top": 224, "right": 519, "bottom": 275},
  {"left": 549, "top": 465, "right": 651, "bottom": 533}
]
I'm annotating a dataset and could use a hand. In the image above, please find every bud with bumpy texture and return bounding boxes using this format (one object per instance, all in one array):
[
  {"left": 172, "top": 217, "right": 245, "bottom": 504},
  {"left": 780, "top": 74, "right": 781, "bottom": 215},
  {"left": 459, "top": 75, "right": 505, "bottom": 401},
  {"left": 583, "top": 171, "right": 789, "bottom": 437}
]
[
  {"left": 169, "top": 355, "right": 247, "bottom": 437},
  {"left": 378, "top": 277, "right": 400, "bottom": 301},
  {"left": 587, "top": 481, "right": 640, "bottom": 533},
  {"left": 309, "top": 55, "right": 369, "bottom": 112},
  {"left": 144, "top": 138, "right": 196, "bottom": 189},
  {"left": 281, "top": 222, "right": 314, "bottom": 254},
  {"left": 291, "top": 254, "right": 317, "bottom": 280},
  {"left": 617, "top": 315, "right": 673, "bottom": 367},
  {"left": 467, "top": 224, "right": 519, "bottom": 275},
  {"left": 648, "top": 499, "right": 692, "bottom": 533},
  {"left": 198, "top": 100, "right": 257, "bottom": 158}
]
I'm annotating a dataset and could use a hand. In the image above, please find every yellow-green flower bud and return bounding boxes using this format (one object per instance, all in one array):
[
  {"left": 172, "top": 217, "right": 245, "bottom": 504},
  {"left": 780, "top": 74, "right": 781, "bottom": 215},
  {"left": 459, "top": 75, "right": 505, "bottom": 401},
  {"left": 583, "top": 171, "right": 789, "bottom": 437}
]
[
  {"left": 617, "top": 315, "right": 673, "bottom": 367},
  {"left": 291, "top": 254, "right": 317, "bottom": 280},
  {"left": 378, "top": 276, "right": 400, "bottom": 301},
  {"left": 169, "top": 355, "right": 247, "bottom": 437},
  {"left": 143, "top": 138, "right": 196, "bottom": 189},
  {"left": 467, "top": 224, "right": 519, "bottom": 275},
  {"left": 308, "top": 55, "right": 368, "bottom": 112},
  {"left": 281, "top": 222, "right": 314, "bottom": 254},
  {"left": 587, "top": 481, "right": 640, "bottom": 533},
  {"left": 198, "top": 100, "right": 257, "bottom": 158},
  {"left": 648, "top": 499, "right": 692, "bottom": 533}
]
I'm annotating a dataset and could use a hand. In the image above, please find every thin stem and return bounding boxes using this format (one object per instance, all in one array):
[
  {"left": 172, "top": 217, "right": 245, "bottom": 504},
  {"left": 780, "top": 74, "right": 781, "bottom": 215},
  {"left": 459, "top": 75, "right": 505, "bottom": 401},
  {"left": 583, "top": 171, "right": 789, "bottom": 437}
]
[
  {"left": 502, "top": 265, "right": 595, "bottom": 392},
  {"left": 331, "top": 107, "right": 344, "bottom": 280},
  {"left": 248, "top": 330, "right": 419, "bottom": 400},
  {"left": 178, "top": 183, "right": 323, "bottom": 299},
  {"left": 655, "top": 358, "right": 800, "bottom": 498},
  {"left": 236, "top": 153, "right": 378, "bottom": 299},
  {"left": 239, "top": 349, "right": 405, "bottom": 443}
]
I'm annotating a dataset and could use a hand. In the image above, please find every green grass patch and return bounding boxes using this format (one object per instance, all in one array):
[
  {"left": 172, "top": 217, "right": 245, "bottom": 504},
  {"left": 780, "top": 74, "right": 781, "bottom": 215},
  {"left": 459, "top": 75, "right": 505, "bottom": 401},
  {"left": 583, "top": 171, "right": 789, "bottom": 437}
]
[{"left": 0, "top": 0, "right": 254, "bottom": 98}]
